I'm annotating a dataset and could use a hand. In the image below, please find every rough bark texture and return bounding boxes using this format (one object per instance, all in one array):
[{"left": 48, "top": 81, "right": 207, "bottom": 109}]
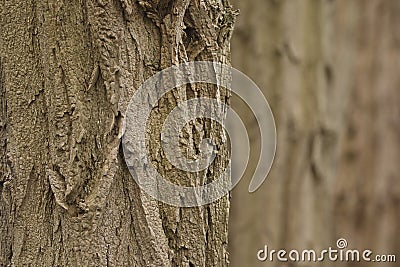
[
  {"left": 0, "top": 0, "right": 235, "bottom": 266},
  {"left": 228, "top": 1, "right": 399, "bottom": 267}
]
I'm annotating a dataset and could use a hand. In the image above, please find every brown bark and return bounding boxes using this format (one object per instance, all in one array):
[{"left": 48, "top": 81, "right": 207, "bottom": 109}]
[
  {"left": 229, "top": 1, "right": 349, "bottom": 265},
  {"left": 334, "top": 1, "right": 400, "bottom": 266},
  {"left": 0, "top": 0, "right": 235, "bottom": 266},
  {"left": 228, "top": 1, "right": 399, "bottom": 267}
]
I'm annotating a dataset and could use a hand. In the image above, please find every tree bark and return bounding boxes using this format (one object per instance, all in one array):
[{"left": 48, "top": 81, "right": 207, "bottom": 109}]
[
  {"left": 334, "top": 1, "right": 400, "bottom": 266},
  {"left": 0, "top": 0, "right": 235, "bottom": 266},
  {"left": 229, "top": 0, "right": 357, "bottom": 266},
  {"left": 229, "top": 1, "right": 399, "bottom": 267}
]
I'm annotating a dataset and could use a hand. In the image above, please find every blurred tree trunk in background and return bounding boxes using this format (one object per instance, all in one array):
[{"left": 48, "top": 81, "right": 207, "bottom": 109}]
[
  {"left": 229, "top": 0, "right": 399, "bottom": 266},
  {"left": 334, "top": 1, "right": 400, "bottom": 265},
  {"left": 0, "top": 0, "right": 234, "bottom": 266},
  {"left": 229, "top": 0, "right": 351, "bottom": 265}
]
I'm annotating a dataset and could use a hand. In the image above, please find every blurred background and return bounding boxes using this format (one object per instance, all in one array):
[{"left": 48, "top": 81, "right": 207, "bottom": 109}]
[{"left": 227, "top": 0, "right": 400, "bottom": 266}]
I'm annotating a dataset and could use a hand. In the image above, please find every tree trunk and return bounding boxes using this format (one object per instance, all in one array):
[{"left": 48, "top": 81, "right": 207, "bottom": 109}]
[
  {"left": 228, "top": 1, "right": 399, "bottom": 267},
  {"left": 229, "top": 0, "right": 357, "bottom": 266},
  {"left": 334, "top": 1, "right": 400, "bottom": 266},
  {"left": 0, "top": 0, "right": 235, "bottom": 266}
]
